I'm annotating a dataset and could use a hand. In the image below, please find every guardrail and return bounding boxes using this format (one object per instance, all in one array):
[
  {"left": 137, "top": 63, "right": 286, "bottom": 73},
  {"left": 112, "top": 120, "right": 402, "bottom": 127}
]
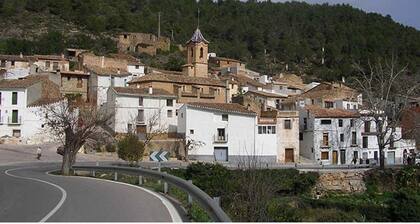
[{"left": 72, "top": 165, "right": 231, "bottom": 222}]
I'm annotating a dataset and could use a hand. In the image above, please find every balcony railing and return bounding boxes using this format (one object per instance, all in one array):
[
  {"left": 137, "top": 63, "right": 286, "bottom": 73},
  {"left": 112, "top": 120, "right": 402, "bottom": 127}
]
[
  {"left": 213, "top": 134, "right": 228, "bottom": 143},
  {"left": 8, "top": 116, "right": 22, "bottom": 125},
  {"left": 136, "top": 117, "right": 145, "bottom": 124}
]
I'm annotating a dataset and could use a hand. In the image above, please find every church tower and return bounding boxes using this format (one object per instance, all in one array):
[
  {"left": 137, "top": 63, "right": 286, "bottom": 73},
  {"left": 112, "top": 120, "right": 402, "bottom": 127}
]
[{"left": 183, "top": 28, "right": 209, "bottom": 78}]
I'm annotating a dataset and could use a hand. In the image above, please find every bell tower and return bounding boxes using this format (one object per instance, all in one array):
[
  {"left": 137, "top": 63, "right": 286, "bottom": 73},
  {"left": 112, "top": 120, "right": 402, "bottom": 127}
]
[{"left": 184, "top": 28, "right": 209, "bottom": 78}]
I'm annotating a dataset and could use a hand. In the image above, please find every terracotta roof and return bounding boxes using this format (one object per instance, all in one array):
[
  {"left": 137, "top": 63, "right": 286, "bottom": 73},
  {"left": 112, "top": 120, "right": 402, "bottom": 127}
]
[
  {"left": 299, "top": 82, "right": 359, "bottom": 101},
  {"left": 84, "top": 65, "right": 131, "bottom": 77},
  {"left": 129, "top": 73, "right": 225, "bottom": 87},
  {"left": 112, "top": 87, "right": 175, "bottom": 98},
  {"left": 186, "top": 102, "right": 256, "bottom": 115},
  {"left": 187, "top": 28, "right": 209, "bottom": 44},
  {"left": 34, "top": 54, "right": 67, "bottom": 61},
  {"left": 272, "top": 73, "right": 305, "bottom": 90},
  {"left": 246, "top": 90, "right": 287, "bottom": 98},
  {"left": 0, "top": 75, "right": 48, "bottom": 89},
  {"left": 0, "top": 54, "right": 32, "bottom": 62},
  {"left": 60, "top": 71, "right": 89, "bottom": 76},
  {"left": 306, "top": 105, "right": 360, "bottom": 118},
  {"left": 109, "top": 53, "right": 143, "bottom": 65},
  {"left": 211, "top": 57, "right": 241, "bottom": 63}
]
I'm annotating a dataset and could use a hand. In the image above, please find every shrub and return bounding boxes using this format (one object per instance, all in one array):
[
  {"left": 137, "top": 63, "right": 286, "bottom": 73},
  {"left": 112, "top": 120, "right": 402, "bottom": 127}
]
[
  {"left": 388, "top": 188, "right": 420, "bottom": 221},
  {"left": 117, "top": 134, "right": 145, "bottom": 165},
  {"left": 105, "top": 143, "right": 116, "bottom": 153}
]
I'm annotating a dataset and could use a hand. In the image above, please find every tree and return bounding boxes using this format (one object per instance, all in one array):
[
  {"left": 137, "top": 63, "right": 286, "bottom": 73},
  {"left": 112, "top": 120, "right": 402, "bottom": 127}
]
[
  {"left": 182, "top": 136, "right": 205, "bottom": 161},
  {"left": 352, "top": 58, "right": 419, "bottom": 169},
  {"left": 41, "top": 100, "right": 113, "bottom": 175},
  {"left": 117, "top": 134, "right": 145, "bottom": 166}
]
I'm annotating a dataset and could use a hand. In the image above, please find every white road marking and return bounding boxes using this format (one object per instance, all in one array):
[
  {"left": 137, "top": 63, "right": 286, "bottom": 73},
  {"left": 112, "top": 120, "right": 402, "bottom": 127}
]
[
  {"left": 47, "top": 171, "right": 183, "bottom": 222},
  {"left": 5, "top": 167, "right": 67, "bottom": 222}
]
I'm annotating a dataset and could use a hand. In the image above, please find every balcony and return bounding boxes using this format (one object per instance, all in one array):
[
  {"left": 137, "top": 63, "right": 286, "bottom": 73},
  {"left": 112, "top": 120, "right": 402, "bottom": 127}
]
[
  {"left": 8, "top": 116, "right": 22, "bottom": 125},
  {"left": 200, "top": 93, "right": 216, "bottom": 99},
  {"left": 213, "top": 134, "right": 228, "bottom": 143},
  {"left": 181, "top": 91, "right": 198, "bottom": 97},
  {"left": 136, "top": 117, "right": 145, "bottom": 124}
]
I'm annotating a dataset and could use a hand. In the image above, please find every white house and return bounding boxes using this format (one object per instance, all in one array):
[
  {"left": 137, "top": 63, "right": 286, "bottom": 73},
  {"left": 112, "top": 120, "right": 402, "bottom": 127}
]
[
  {"left": 85, "top": 65, "right": 133, "bottom": 107},
  {"left": 127, "top": 61, "right": 145, "bottom": 77},
  {"left": 107, "top": 86, "right": 178, "bottom": 135},
  {"left": 178, "top": 102, "right": 278, "bottom": 162},
  {"left": 299, "top": 105, "right": 415, "bottom": 165},
  {"left": 0, "top": 75, "right": 60, "bottom": 143}
]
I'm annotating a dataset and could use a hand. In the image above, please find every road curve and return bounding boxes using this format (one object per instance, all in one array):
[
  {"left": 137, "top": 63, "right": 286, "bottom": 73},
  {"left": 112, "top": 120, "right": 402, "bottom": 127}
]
[{"left": 0, "top": 163, "right": 181, "bottom": 222}]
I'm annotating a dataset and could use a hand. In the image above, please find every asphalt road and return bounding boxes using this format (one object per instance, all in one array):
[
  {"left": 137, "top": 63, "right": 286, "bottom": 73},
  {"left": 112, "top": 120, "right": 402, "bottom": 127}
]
[{"left": 0, "top": 163, "right": 182, "bottom": 222}]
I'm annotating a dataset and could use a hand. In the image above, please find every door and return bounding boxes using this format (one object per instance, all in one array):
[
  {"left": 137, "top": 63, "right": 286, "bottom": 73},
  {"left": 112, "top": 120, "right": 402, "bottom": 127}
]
[
  {"left": 340, "top": 150, "right": 346, "bottom": 164},
  {"left": 374, "top": 151, "right": 378, "bottom": 163},
  {"left": 214, "top": 147, "right": 228, "bottom": 162},
  {"left": 285, "top": 148, "right": 294, "bottom": 163},
  {"left": 387, "top": 151, "right": 395, "bottom": 164},
  {"left": 332, "top": 151, "right": 338, "bottom": 164}
]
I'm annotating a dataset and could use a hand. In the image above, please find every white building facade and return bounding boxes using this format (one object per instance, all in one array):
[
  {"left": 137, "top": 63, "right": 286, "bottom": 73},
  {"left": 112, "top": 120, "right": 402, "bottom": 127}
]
[
  {"left": 178, "top": 102, "right": 278, "bottom": 163},
  {"left": 107, "top": 87, "right": 178, "bottom": 135}
]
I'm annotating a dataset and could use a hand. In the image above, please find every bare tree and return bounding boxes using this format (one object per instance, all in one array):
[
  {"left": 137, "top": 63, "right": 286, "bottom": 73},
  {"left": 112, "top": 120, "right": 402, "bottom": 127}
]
[
  {"left": 352, "top": 58, "right": 419, "bottom": 169},
  {"left": 141, "top": 108, "right": 168, "bottom": 146},
  {"left": 182, "top": 136, "right": 205, "bottom": 161},
  {"left": 41, "top": 100, "right": 113, "bottom": 175}
]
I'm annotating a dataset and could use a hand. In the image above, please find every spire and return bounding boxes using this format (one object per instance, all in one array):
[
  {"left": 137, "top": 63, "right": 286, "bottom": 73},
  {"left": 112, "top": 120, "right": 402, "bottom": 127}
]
[{"left": 186, "top": 28, "right": 209, "bottom": 44}]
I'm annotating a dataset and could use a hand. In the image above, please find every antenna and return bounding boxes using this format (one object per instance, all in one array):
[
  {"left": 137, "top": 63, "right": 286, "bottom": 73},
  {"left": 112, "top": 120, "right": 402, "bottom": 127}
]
[
  {"left": 158, "top": 12, "right": 161, "bottom": 38},
  {"left": 197, "top": 7, "right": 200, "bottom": 29}
]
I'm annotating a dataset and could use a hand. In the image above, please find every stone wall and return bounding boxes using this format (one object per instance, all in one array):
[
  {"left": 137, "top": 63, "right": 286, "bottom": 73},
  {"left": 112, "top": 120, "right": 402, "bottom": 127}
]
[{"left": 314, "top": 171, "right": 366, "bottom": 195}]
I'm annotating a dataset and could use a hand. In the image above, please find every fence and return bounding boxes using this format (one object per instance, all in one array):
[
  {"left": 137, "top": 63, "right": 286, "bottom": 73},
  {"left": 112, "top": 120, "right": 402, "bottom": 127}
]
[{"left": 72, "top": 165, "right": 231, "bottom": 222}]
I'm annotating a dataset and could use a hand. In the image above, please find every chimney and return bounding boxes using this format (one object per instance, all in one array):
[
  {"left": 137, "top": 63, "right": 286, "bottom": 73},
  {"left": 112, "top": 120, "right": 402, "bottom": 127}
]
[
  {"left": 148, "top": 86, "right": 153, "bottom": 95},
  {"left": 19, "top": 52, "right": 23, "bottom": 58},
  {"left": 342, "top": 76, "right": 346, "bottom": 83},
  {"left": 100, "top": 56, "right": 105, "bottom": 68}
]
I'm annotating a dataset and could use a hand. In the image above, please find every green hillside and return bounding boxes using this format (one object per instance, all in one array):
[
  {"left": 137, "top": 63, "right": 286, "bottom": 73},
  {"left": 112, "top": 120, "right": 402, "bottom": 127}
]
[{"left": 0, "top": 0, "right": 419, "bottom": 79}]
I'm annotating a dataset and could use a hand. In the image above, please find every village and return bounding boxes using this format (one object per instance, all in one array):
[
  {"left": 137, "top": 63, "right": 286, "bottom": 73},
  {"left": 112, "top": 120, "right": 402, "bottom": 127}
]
[{"left": 0, "top": 26, "right": 418, "bottom": 168}]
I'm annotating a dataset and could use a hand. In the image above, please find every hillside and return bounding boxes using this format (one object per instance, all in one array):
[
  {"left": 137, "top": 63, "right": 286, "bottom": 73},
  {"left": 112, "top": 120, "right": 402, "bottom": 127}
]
[{"left": 0, "top": 0, "right": 420, "bottom": 80}]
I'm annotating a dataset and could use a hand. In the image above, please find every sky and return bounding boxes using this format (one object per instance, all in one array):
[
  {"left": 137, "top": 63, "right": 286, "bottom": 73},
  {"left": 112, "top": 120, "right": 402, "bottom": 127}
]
[{"left": 272, "top": 0, "right": 420, "bottom": 30}]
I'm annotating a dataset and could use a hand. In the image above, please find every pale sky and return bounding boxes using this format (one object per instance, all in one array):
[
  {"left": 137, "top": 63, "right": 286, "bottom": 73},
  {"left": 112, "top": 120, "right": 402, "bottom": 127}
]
[{"left": 272, "top": 0, "right": 420, "bottom": 30}]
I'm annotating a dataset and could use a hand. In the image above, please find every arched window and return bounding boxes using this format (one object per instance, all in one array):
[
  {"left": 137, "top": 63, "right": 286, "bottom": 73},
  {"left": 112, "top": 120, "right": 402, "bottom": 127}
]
[
  {"left": 200, "top": 47, "right": 204, "bottom": 58},
  {"left": 190, "top": 48, "right": 193, "bottom": 57}
]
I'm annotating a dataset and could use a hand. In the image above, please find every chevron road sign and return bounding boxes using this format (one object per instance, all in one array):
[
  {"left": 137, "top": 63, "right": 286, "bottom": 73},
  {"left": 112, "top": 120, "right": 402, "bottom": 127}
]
[{"left": 149, "top": 151, "right": 169, "bottom": 162}]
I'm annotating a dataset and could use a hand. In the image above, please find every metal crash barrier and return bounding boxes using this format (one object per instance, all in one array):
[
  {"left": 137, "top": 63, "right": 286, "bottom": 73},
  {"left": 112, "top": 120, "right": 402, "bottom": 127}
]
[{"left": 72, "top": 165, "right": 231, "bottom": 222}]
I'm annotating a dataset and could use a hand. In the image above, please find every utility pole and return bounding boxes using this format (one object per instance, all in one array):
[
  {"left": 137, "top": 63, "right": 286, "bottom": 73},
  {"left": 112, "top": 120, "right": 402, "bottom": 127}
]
[{"left": 158, "top": 12, "right": 161, "bottom": 38}]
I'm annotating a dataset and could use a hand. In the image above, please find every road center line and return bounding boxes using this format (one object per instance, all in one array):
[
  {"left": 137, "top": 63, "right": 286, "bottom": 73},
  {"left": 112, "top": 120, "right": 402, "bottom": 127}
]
[{"left": 4, "top": 167, "right": 67, "bottom": 222}]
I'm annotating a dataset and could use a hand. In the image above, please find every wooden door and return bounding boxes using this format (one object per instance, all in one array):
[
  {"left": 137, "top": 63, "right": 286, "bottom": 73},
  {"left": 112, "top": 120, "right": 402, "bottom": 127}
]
[
  {"left": 285, "top": 148, "right": 294, "bottom": 163},
  {"left": 332, "top": 151, "right": 338, "bottom": 164}
]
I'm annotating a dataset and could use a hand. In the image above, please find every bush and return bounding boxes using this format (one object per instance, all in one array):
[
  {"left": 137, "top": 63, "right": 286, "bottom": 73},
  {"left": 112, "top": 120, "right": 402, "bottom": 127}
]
[
  {"left": 105, "top": 143, "right": 116, "bottom": 153},
  {"left": 117, "top": 134, "right": 145, "bottom": 165},
  {"left": 388, "top": 189, "right": 420, "bottom": 221}
]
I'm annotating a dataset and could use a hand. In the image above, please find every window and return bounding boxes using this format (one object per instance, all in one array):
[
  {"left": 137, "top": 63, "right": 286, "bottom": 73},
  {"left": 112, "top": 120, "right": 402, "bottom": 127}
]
[
  {"left": 258, "top": 126, "right": 263, "bottom": 134},
  {"left": 320, "top": 119, "right": 332, "bottom": 125},
  {"left": 353, "top": 151, "right": 359, "bottom": 160},
  {"left": 364, "top": 121, "right": 371, "bottom": 133},
  {"left": 284, "top": 120, "right": 292, "bottom": 129},
  {"left": 325, "top": 101, "right": 334, "bottom": 108},
  {"left": 353, "top": 105, "right": 357, "bottom": 110},
  {"left": 299, "top": 132, "right": 303, "bottom": 140},
  {"left": 322, "top": 133, "right": 329, "bottom": 146},
  {"left": 124, "top": 34, "right": 128, "bottom": 39},
  {"left": 222, "top": 114, "right": 228, "bottom": 121},
  {"left": 12, "top": 129, "right": 21, "bottom": 138},
  {"left": 166, "top": 99, "right": 173, "bottom": 107},
  {"left": 350, "top": 119, "right": 354, "bottom": 127},
  {"left": 137, "top": 110, "right": 144, "bottom": 122},
  {"left": 190, "top": 129, "right": 194, "bottom": 134},
  {"left": 12, "top": 92, "right": 18, "bottom": 105},
  {"left": 139, "top": 97, "right": 143, "bottom": 106},
  {"left": 347, "top": 104, "right": 350, "bottom": 110},
  {"left": 53, "top": 62, "right": 59, "bottom": 71},
  {"left": 135, "top": 65, "right": 140, "bottom": 69},
  {"left": 111, "top": 77, "right": 115, "bottom": 87},
  {"left": 352, "top": 131, "right": 357, "bottom": 145},
  {"left": 267, "top": 126, "right": 273, "bottom": 134},
  {"left": 258, "top": 126, "right": 276, "bottom": 134},
  {"left": 127, "top": 124, "right": 133, "bottom": 132},
  {"left": 0, "top": 92, "right": 2, "bottom": 105},
  {"left": 363, "top": 136, "right": 368, "bottom": 148},
  {"left": 167, "top": 110, "right": 173, "bottom": 118},
  {"left": 272, "top": 126, "right": 276, "bottom": 134},
  {"left": 321, "top": 152, "right": 329, "bottom": 160},
  {"left": 389, "top": 136, "right": 395, "bottom": 148},
  {"left": 303, "top": 118, "right": 307, "bottom": 130},
  {"left": 11, "top": 61, "right": 15, "bottom": 66},
  {"left": 11, "top": 110, "right": 18, "bottom": 123},
  {"left": 77, "top": 77, "right": 83, "bottom": 88},
  {"left": 340, "top": 134, "right": 344, "bottom": 142},
  {"left": 67, "top": 76, "right": 71, "bottom": 81},
  {"left": 217, "top": 128, "right": 226, "bottom": 141},
  {"left": 199, "top": 47, "right": 204, "bottom": 58},
  {"left": 45, "top": 61, "right": 50, "bottom": 69},
  {"left": 338, "top": 119, "right": 343, "bottom": 127},
  {"left": 190, "top": 48, "right": 193, "bottom": 57},
  {"left": 176, "top": 109, "right": 178, "bottom": 116}
]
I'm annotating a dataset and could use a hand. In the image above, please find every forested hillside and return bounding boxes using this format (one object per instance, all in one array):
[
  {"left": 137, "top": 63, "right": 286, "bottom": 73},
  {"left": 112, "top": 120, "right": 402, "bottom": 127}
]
[{"left": 1, "top": 0, "right": 420, "bottom": 80}]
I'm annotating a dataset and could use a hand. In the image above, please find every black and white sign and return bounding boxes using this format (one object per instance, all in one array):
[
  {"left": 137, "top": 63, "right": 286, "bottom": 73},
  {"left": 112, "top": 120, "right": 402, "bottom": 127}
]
[{"left": 149, "top": 151, "right": 169, "bottom": 162}]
